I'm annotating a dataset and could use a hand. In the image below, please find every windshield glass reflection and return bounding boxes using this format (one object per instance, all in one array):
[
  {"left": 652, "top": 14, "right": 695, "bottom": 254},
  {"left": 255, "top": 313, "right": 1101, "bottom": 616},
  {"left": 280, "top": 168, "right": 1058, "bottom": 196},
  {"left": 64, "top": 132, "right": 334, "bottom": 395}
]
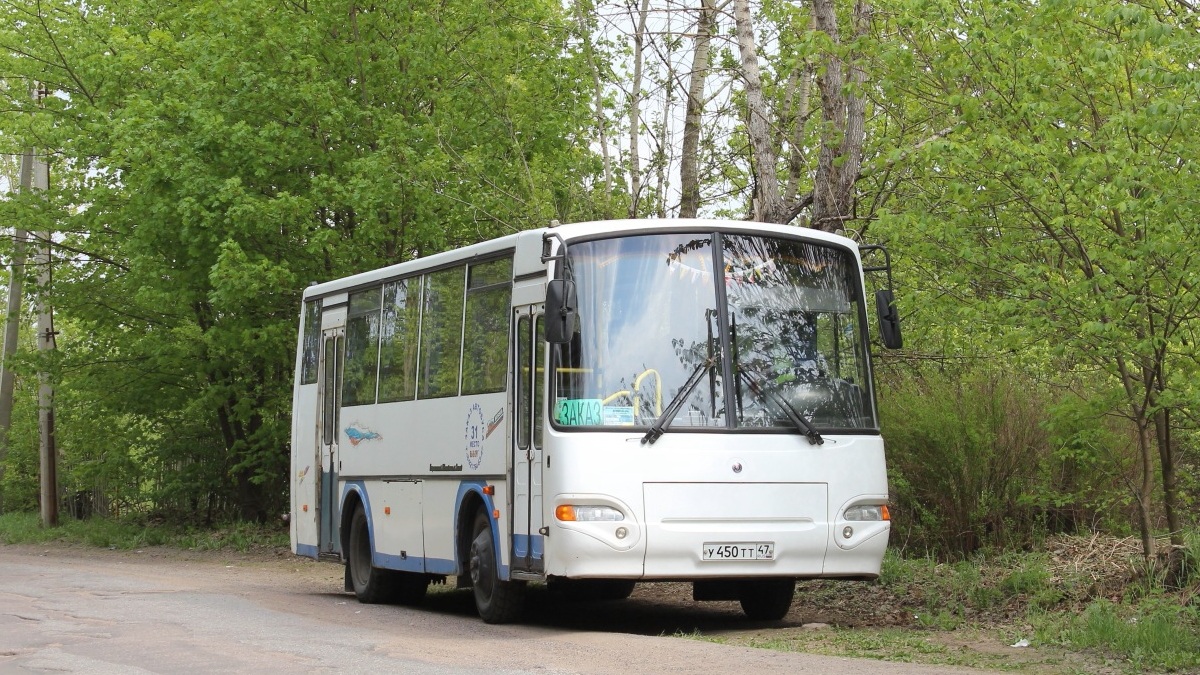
[
  {"left": 555, "top": 234, "right": 725, "bottom": 429},
  {"left": 724, "top": 235, "right": 874, "bottom": 429},
  {"left": 553, "top": 231, "right": 876, "bottom": 433}
]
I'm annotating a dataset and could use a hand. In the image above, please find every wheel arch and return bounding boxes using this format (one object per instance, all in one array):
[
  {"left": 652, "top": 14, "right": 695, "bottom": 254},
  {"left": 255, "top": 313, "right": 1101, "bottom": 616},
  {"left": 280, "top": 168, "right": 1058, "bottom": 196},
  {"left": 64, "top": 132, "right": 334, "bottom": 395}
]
[
  {"left": 339, "top": 482, "right": 370, "bottom": 560},
  {"left": 454, "top": 482, "right": 496, "bottom": 576}
]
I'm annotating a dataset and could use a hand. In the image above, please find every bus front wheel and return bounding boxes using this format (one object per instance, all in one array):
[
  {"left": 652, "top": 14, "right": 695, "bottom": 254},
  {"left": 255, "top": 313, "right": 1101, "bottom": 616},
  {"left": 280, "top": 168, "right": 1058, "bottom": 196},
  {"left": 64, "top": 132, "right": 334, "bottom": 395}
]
[
  {"left": 468, "top": 511, "right": 526, "bottom": 623},
  {"left": 738, "top": 578, "right": 795, "bottom": 621}
]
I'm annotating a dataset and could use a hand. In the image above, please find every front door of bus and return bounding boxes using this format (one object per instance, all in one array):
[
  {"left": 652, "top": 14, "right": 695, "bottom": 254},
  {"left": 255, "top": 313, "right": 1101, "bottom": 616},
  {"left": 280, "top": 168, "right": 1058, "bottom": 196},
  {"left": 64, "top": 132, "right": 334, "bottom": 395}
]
[
  {"left": 318, "top": 328, "right": 344, "bottom": 556},
  {"left": 511, "top": 308, "right": 545, "bottom": 573}
]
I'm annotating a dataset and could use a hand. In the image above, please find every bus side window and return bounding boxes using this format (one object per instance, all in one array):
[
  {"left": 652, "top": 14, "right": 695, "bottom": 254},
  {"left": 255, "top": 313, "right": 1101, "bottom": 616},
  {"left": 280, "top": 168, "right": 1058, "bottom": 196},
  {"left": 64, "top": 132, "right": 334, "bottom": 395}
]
[
  {"left": 379, "top": 278, "right": 421, "bottom": 403},
  {"left": 463, "top": 258, "right": 513, "bottom": 395},
  {"left": 419, "top": 267, "right": 466, "bottom": 398},
  {"left": 301, "top": 300, "right": 321, "bottom": 385},
  {"left": 343, "top": 287, "right": 382, "bottom": 407}
]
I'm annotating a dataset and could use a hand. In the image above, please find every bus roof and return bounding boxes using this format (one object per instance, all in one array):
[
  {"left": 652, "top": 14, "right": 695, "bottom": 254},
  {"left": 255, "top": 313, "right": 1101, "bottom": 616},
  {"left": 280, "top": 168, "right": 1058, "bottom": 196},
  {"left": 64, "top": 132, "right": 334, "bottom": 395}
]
[{"left": 302, "top": 219, "right": 860, "bottom": 301}]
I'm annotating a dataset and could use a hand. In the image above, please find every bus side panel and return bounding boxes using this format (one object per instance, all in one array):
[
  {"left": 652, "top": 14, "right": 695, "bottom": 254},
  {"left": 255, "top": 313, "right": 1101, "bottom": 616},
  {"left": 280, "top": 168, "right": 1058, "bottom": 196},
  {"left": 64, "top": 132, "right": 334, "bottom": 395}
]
[
  {"left": 291, "top": 382, "right": 320, "bottom": 558},
  {"left": 356, "top": 480, "right": 425, "bottom": 572},
  {"left": 337, "top": 393, "right": 508, "bottom": 574},
  {"left": 419, "top": 479, "right": 510, "bottom": 576},
  {"left": 339, "top": 393, "right": 508, "bottom": 478}
]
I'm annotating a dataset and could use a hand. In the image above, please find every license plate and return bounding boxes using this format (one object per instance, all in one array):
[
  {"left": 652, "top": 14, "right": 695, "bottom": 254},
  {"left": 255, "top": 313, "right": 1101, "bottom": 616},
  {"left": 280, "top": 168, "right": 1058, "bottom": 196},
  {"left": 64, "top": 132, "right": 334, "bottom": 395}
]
[{"left": 701, "top": 542, "right": 775, "bottom": 561}]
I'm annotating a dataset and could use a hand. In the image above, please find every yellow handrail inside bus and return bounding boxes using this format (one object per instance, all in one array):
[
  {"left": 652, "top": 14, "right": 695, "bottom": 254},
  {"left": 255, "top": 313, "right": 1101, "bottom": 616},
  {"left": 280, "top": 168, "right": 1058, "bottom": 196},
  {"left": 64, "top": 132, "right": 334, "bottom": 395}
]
[
  {"left": 602, "top": 369, "right": 662, "bottom": 419},
  {"left": 634, "top": 369, "right": 662, "bottom": 417}
]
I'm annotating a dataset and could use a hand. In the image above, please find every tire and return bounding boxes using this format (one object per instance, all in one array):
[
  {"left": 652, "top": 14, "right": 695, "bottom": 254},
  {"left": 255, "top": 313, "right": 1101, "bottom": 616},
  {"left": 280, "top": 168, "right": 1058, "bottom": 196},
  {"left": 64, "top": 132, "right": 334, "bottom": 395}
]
[
  {"left": 468, "top": 511, "right": 526, "bottom": 623},
  {"left": 347, "top": 505, "right": 395, "bottom": 604},
  {"left": 738, "top": 578, "right": 795, "bottom": 620}
]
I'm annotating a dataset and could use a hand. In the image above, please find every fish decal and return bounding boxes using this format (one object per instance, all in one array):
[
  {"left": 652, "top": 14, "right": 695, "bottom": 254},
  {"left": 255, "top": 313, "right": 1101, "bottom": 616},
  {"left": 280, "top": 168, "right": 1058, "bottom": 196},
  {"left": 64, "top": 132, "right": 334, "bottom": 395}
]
[{"left": 345, "top": 426, "right": 382, "bottom": 446}]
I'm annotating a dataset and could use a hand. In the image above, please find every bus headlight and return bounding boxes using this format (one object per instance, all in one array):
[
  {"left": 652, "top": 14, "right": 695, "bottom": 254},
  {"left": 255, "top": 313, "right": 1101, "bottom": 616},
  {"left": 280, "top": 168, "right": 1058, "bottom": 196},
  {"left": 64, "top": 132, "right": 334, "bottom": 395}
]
[
  {"left": 556, "top": 505, "right": 625, "bottom": 522},
  {"left": 843, "top": 504, "right": 891, "bottom": 522}
]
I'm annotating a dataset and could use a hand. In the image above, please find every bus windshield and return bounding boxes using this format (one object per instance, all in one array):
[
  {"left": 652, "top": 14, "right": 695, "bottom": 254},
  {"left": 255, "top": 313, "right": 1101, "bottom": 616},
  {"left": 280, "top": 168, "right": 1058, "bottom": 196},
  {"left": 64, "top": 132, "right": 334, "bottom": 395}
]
[{"left": 553, "top": 232, "right": 877, "bottom": 433}]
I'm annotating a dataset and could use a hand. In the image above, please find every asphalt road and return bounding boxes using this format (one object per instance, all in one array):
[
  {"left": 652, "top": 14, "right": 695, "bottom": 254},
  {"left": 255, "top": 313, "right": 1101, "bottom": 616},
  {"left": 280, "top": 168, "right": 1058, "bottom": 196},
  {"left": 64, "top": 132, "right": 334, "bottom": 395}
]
[{"left": 0, "top": 545, "right": 988, "bottom": 674}]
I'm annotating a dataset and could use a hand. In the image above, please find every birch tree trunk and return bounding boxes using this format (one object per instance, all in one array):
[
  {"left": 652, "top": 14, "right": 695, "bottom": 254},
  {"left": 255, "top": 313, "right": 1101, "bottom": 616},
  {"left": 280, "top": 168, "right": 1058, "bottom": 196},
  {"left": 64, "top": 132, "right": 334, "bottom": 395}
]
[
  {"left": 810, "top": 0, "right": 870, "bottom": 233},
  {"left": 782, "top": 17, "right": 816, "bottom": 204},
  {"left": 574, "top": 0, "right": 615, "bottom": 216},
  {"left": 678, "top": 0, "right": 716, "bottom": 218},
  {"left": 733, "top": 0, "right": 871, "bottom": 231},
  {"left": 732, "top": 0, "right": 785, "bottom": 223},
  {"left": 627, "top": 0, "right": 651, "bottom": 218}
]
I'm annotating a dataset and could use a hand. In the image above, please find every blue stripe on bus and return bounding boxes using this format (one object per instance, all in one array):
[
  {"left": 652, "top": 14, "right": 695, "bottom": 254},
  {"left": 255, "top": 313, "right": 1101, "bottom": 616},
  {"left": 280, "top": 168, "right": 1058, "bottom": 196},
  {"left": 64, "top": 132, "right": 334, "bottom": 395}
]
[
  {"left": 295, "top": 543, "right": 320, "bottom": 560},
  {"left": 511, "top": 534, "right": 545, "bottom": 559},
  {"left": 336, "top": 479, "right": 511, "bottom": 579},
  {"left": 372, "top": 551, "right": 457, "bottom": 574}
]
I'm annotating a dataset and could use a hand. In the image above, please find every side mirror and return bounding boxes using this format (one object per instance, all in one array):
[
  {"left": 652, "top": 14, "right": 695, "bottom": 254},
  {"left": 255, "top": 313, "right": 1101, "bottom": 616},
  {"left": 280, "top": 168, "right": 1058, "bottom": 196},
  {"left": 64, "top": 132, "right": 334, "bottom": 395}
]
[
  {"left": 546, "top": 279, "right": 578, "bottom": 344},
  {"left": 875, "top": 289, "right": 903, "bottom": 350}
]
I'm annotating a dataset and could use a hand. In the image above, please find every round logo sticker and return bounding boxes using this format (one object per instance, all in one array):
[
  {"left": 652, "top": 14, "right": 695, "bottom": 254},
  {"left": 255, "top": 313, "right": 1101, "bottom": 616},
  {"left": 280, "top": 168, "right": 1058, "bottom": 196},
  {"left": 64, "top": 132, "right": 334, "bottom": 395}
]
[{"left": 465, "top": 403, "right": 485, "bottom": 470}]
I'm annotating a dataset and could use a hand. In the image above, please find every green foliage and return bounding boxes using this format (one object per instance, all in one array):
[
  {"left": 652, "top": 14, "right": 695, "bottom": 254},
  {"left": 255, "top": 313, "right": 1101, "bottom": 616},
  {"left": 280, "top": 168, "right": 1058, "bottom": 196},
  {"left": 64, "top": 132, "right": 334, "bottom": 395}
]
[
  {"left": 0, "top": 511, "right": 287, "bottom": 552},
  {"left": 880, "top": 368, "right": 1056, "bottom": 556},
  {"left": 0, "top": 371, "right": 39, "bottom": 513},
  {"left": 872, "top": 0, "right": 1200, "bottom": 551},
  {"left": 0, "top": 0, "right": 600, "bottom": 519}
]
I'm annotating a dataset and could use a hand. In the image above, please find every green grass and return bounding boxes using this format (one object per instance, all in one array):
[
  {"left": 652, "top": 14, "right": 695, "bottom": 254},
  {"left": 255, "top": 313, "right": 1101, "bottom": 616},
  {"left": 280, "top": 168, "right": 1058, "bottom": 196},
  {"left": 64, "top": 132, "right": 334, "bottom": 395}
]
[
  {"left": 0, "top": 511, "right": 288, "bottom": 552},
  {"left": 1034, "top": 599, "right": 1200, "bottom": 672}
]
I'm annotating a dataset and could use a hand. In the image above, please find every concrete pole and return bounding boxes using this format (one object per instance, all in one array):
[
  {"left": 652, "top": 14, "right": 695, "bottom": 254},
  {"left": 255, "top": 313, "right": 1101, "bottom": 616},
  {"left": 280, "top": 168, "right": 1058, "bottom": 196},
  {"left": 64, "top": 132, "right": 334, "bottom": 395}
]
[{"left": 32, "top": 83, "right": 57, "bottom": 528}]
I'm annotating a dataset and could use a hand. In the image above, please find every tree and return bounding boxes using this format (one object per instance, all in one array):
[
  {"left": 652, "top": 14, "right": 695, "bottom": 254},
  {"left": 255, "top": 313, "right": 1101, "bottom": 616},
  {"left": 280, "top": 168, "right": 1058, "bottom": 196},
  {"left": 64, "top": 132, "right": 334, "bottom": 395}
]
[
  {"left": 678, "top": 0, "right": 717, "bottom": 218},
  {"left": 874, "top": 0, "right": 1200, "bottom": 556},
  {"left": 0, "top": 0, "right": 597, "bottom": 520},
  {"left": 732, "top": 0, "right": 871, "bottom": 230}
]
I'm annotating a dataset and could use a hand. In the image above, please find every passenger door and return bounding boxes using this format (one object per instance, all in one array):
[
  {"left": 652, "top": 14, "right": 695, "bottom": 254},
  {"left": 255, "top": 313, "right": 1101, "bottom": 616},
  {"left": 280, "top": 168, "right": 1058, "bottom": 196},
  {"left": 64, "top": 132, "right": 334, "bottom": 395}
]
[
  {"left": 318, "top": 327, "right": 344, "bottom": 556},
  {"left": 511, "top": 307, "right": 545, "bottom": 573}
]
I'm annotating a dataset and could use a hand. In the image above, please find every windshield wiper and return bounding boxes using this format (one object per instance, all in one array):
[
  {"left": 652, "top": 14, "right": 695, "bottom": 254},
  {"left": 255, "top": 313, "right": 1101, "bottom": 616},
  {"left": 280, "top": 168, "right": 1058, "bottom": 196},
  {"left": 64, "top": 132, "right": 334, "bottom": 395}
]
[
  {"left": 738, "top": 369, "right": 824, "bottom": 446},
  {"left": 641, "top": 357, "right": 718, "bottom": 445}
]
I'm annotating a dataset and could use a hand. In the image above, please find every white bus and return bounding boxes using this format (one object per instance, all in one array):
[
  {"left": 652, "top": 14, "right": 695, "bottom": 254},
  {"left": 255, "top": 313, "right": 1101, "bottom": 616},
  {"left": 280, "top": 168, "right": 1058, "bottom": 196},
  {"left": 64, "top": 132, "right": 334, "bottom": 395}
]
[{"left": 290, "top": 219, "right": 902, "bottom": 623}]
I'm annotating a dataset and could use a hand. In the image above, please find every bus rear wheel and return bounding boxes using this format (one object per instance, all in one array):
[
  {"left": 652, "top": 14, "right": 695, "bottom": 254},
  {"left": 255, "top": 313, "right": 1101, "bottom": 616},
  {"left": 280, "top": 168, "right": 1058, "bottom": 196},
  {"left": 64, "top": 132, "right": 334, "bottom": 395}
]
[
  {"left": 347, "top": 505, "right": 395, "bottom": 604},
  {"left": 468, "top": 511, "right": 525, "bottom": 623},
  {"left": 738, "top": 578, "right": 795, "bottom": 621}
]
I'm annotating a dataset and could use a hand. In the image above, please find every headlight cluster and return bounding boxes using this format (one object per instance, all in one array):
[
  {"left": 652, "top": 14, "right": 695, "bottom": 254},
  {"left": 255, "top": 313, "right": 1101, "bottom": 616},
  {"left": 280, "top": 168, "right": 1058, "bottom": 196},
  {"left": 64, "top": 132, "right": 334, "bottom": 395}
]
[
  {"left": 555, "top": 505, "right": 625, "bottom": 522},
  {"left": 843, "top": 504, "right": 890, "bottom": 521}
]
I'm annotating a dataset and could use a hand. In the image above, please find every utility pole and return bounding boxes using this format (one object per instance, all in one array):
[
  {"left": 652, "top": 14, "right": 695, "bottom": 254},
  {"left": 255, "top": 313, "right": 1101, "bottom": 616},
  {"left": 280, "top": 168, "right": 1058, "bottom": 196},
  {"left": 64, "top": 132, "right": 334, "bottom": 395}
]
[
  {"left": 31, "top": 82, "right": 57, "bottom": 528},
  {"left": 0, "top": 153, "right": 31, "bottom": 516}
]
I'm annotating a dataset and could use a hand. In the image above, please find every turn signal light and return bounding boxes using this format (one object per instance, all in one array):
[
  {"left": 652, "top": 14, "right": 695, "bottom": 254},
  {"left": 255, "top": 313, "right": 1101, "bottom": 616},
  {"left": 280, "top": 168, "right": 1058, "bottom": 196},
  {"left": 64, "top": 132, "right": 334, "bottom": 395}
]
[
  {"left": 556, "top": 505, "right": 624, "bottom": 522},
  {"left": 844, "top": 504, "right": 890, "bottom": 522}
]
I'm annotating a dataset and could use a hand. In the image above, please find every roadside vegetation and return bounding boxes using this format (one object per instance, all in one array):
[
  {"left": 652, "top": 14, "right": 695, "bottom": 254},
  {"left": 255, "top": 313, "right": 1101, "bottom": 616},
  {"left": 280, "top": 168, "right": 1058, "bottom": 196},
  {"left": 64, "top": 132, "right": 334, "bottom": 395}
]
[{"left": 0, "top": 511, "right": 288, "bottom": 553}]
